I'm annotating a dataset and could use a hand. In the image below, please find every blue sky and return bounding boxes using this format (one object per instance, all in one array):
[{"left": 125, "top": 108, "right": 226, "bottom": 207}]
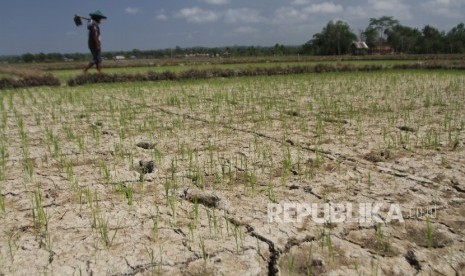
[{"left": 1, "top": 0, "right": 464, "bottom": 55}]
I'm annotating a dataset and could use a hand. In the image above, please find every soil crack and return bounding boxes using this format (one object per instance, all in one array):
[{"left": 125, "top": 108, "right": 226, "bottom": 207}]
[
  {"left": 245, "top": 225, "right": 280, "bottom": 276},
  {"left": 405, "top": 250, "right": 422, "bottom": 273}
]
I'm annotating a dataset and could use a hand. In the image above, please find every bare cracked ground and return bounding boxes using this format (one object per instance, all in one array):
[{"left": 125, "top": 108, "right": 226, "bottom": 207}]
[{"left": 0, "top": 71, "right": 464, "bottom": 275}]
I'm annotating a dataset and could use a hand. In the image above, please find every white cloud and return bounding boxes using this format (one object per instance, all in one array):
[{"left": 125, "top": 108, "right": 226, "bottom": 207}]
[
  {"left": 234, "top": 26, "right": 259, "bottom": 34},
  {"left": 422, "top": 0, "right": 464, "bottom": 18},
  {"left": 224, "top": 8, "right": 264, "bottom": 24},
  {"left": 200, "top": 0, "right": 230, "bottom": 5},
  {"left": 346, "top": 0, "right": 412, "bottom": 21},
  {"left": 274, "top": 7, "right": 309, "bottom": 23},
  {"left": 273, "top": 2, "right": 343, "bottom": 24},
  {"left": 370, "top": 0, "right": 411, "bottom": 18},
  {"left": 176, "top": 7, "right": 221, "bottom": 23},
  {"left": 125, "top": 7, "right": 141, "bottom": 15},
  {"left": 156, "top": 14, "right": 168, "bottom": 21},
  {"left": 156, "top": 9, "right": 168, "bottom": 21},
  {"left": 175, "top": 7, "right": 264, "bottom": 25},
  {"left": 303, "top": 3, "right": 343, "bottom": 14},
  {"left": 291, "top": 0, "right": 311, "bottom": 5}
]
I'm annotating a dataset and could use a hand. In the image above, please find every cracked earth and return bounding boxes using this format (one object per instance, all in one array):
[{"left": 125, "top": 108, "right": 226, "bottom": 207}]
[{"left": 1, "top": 71, "right": 464, "bottom": 275}]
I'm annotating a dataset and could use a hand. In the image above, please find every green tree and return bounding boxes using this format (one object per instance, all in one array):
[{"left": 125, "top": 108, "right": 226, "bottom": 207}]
[
  {"left": 417, "top": 25, "right": 445, "bottom": 54},
  {"left": 308, "top": 20, "right": 357, "bottom": 55},
  {"left": 367, "top": 16, "right": 399, "bottom": 44},
  {"left": 21, "top": 53, "right": 35, "bottom": 63},
  {"left": 446, "top": 23, "right": 465, "bottom": 53},
  {"left": 363, "top": 26, "right": 379, "bottom": 48},
  {"left": 386, "top": 25, "right": 421, "bottom": 53}
]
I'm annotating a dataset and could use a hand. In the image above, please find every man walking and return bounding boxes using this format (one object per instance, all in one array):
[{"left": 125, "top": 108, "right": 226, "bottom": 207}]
[{"left": 83, "top": 10, "right": 107, "bottom": 75}]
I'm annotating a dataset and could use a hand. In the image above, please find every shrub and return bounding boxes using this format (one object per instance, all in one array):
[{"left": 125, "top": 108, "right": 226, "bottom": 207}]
[
  {"left": 0, "top": 74, "right": 60, "bottom": 90},
  {"left": 65, "top": 61, "right": 465, "bottom": 87}
]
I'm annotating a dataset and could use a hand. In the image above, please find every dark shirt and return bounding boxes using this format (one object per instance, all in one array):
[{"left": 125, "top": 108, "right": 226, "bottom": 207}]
[{"left": 88, "top": 21, "right": 100, "bottom": 50}]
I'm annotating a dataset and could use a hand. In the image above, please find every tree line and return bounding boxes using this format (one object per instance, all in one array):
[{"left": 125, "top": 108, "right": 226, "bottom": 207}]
[
  {"left": 0, "top": 45, "right": 301, "bottom": 64},
  {"left": 304, "top": 16, "right": 465, "bottom": 55},
  {"left": 1, "top": 16, "right": 464, "bottom": 63}
]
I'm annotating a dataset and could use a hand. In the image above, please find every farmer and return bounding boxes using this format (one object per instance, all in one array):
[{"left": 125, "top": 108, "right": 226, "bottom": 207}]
[{"left": 83, "top": 10, "right": 107, "bottom": 75}]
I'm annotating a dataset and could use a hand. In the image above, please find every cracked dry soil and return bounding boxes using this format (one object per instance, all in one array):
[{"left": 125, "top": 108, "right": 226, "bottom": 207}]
[{"left": 1, "top": 71, "right": 465, "bottom": 275}]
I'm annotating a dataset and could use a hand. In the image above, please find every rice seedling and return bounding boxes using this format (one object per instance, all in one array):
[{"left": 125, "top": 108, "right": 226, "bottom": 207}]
[
  {"left": 288, "top": 254, "right": 295, "bottom": 275},
  {"left": 0, "top": 142, "right": 7, "bottom": 180},
  {"left": 4, "top": 229, "right": 18, "bottom": 263},
  {"left": 425, "top": 216, "right": 433, "bottom": 248},
  {"left": 32, "top": 189, "right": 49, "bottom": 233},
  {"left": 99, "top": 161, "right": 111, "bottom": 185},
  {"left": 95, "top": 214, "right": 121, "bottom": 249},
  {"left": 200, "top": 237, "right": 208, "bottom": 265},
  {"left": 144, "top": 245, "right": 157, "bottom": 272},
  {"left": 0, "top": 186, "right": 5, "bottom": 215},
  {"left": 151, "top": 207, "right": 159, "bottom": 240}
]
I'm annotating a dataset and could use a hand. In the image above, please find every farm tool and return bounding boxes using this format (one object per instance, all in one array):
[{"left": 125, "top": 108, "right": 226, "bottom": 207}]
[
  {"left": 73, "top": 15, "right": 90, "bottom": 26},
  {"left": 74, "top": 11, "right": 107, "bottom": 26}
]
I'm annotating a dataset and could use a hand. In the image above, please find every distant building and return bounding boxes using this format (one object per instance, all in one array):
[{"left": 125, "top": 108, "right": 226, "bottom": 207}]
[
  {"left": 351, "top": 41, "right": 369, "bottom": 55},
  {"left": 114, "top": 55, "right": 126, "bottom": 60},
  {"left": 184, "top": 53, "right": 210, "bottom": 58},
  {"left": 372, "top": 44, "right": 394, "bottom": 55}
]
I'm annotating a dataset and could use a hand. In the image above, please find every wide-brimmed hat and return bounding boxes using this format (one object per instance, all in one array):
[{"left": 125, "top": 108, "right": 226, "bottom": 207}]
[{"left": 89, "top": 10, "right": 107, "bottom": 20}]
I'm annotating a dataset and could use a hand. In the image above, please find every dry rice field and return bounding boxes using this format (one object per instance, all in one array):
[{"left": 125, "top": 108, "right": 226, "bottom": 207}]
[{"left": 0, "top": 71, "right": 464, "bottom": 275}]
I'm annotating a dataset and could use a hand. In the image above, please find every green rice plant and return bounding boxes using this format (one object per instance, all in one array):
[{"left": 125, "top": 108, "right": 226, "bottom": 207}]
[
  {"left": 306, "top": 244, "right": 314, "bottom": 276},
  {"left": 318, "top": 228, "right": 334, "bottom": 262},
  {"left": 233, "top": 224, "right": 245, "bottom": 254},
  {"left": 244, "top": 170, "right": 256, "bottom": 194},
  {"left": 168, "top": 194, "right": 177, "bottom": 224},
  {"left": 84, "top": 186, "right": 93, "bottom": 209},
  {"left": 62, "top": 124, "right": 75, "bottom": 140},
  {"left": 75, "top": 186, "right": 85, "bottom": 213},
  {"left": 95, "top": 214, "right": 121, "bottom": 249},
  {"left": 192, "top": 165, "right": 204, "bottom": 188},
  {"left": 192, "top": 196, "right": 199, "bottom": 227},
  {"left": 144, "top": 245, "right": 157, "bottom": 271},
  {"left": 425, "top": 216, "right": 433, "bottom": 248},
  {"left": 151, "top": 207, "right": 159, "bottom": 240},
  {"left": 66, "top": 161, "right": 74, "bottom": 184},
  {"left": 314, "top": 148, "right": 323, "bottom": 169},
  {"left": 367, "top": 172, "right": 372, "bottom": 189},
  {"left": 376, "top": 223, "right": 383, "bottom": 256},
  {"left": 170, "top": 157, "right": 178, "bottom": 183},
  {"left": 325, "top": 231, "right": 334, "bottom": 262},
  {"left": 223, "top": 210, "right": 230, "bottom": 236},
  {"left": 125, "top": 184, "right": 134, "bottom": 206},
  {"left": 188, "top": 221, "right": 196, "bottom": 243},
  {"left": 90, "top": 124, "right": 101, "bottom": 145},
  {"left": 4, "top": 229, "right": 18, "bottom": 262},
  {"left": 315, "top": 115, "right": 325, "bottom": 141},
  {"left": 0, "top": 149, "right": 6, "bottom": 181},
  {"left": 99, "top": 161, "right": 111, "bottom": 185},
  {"left": 211, "top": 209, "right": 220, "bottom": 239},
  {"left": 116, "top": 182, "right": 134, "bottom": 206},
  {"left": 288, "top": 255, "right": 295, "bottom": 275},
  {"left": 200, "top": 237, "right": 208, "bottom": 265},
  {"left": 52, "top": 135, "right": 61, "bottom": 160},
  {"left": 0, "top": 187, "right": 5, "bottom": 214},
  {"left": 267, "top": 182, "right": 277, "bottom": 203},
  {"left": 32, "top": 189, "right": 49, "bottom": 233},
  {"left": 152, "top": 146, "right": 163, "bottom": 165},
  {"left": 45, "top": 231, "right": 54, "bottom": 264}
]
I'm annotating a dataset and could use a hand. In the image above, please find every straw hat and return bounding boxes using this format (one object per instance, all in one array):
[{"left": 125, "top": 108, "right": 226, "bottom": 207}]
[{"left": 89, "top": 10, "right": 107, "bottom": 20}]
